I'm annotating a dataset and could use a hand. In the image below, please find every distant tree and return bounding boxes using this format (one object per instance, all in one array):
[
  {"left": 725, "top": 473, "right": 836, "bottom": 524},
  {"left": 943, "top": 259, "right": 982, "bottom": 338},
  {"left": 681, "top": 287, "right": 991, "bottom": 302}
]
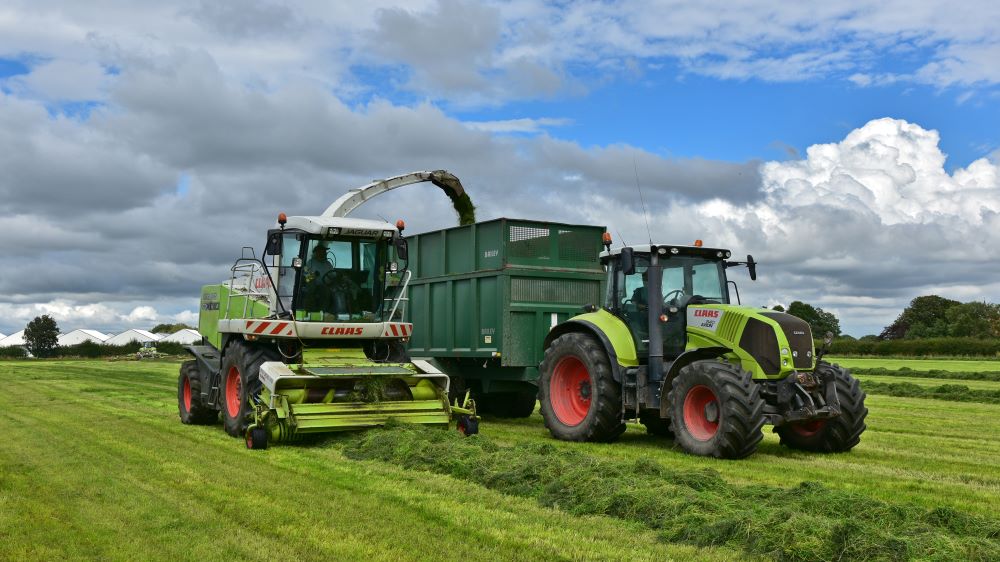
[
  {"left": 946, "top": 302, "right": 1000, "bottom": 338},
  {"left": 771, "top": 304, "right": 785, "bottom": 312},
  {"left": 786, "top": 301, "right": 842, "bottom": 338},
  {"left": 151, "top": 323, "right": 194, "bottom": 334},
  {"left": 24, "top": 315, "right": 59, "bottom": 358},
  {"left": 881, "top": 295, "right": 960, "bottom": 339},
  {"left": 859, "top": 335, "right": 880, "bottom": 342}
]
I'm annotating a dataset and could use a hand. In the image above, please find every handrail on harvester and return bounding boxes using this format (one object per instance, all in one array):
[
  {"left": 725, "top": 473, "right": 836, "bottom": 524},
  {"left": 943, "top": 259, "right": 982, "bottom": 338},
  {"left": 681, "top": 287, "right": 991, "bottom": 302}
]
[{"left": 321, "top": 170, "right": 467, "bottom": 218}]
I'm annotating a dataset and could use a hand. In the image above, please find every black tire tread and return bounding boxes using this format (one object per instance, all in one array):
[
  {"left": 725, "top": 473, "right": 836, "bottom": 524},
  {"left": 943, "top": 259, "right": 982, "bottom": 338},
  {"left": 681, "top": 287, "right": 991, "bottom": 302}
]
[
  {"left": 776, "top": 362, "right": 868, "bottom": 452},
  {"left": 667, "top": 360, "right": 765, "bottom": 459},
  {"left": 539, "top": 332, "right": 625, "bottom": 442},
  {"left": 178, "top": 360, "right": 217, "bottom": 425},
  {"left": 221, "top": 340, "right": 280, "bottom": 438}
]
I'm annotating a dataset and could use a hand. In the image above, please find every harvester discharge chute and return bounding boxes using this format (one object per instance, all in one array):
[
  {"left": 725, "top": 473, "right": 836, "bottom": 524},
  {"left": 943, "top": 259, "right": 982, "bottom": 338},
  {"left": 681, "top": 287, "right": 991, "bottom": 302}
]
[{"left": 178, "top": 170, "right": 478, "bottom": 449}]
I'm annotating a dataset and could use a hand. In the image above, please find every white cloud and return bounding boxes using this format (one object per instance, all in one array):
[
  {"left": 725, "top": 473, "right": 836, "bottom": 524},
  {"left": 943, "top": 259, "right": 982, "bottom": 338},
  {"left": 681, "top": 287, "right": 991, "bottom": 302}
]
[{"left": 463, "top": 117, "right": 571, "bottom": 133}]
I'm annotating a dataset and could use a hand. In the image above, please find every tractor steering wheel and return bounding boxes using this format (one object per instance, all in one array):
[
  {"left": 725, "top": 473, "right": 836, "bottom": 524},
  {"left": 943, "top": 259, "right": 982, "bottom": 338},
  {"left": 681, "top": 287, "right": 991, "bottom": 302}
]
[{"left": 663, "top": 289, "right": 686, "bottom": 306}]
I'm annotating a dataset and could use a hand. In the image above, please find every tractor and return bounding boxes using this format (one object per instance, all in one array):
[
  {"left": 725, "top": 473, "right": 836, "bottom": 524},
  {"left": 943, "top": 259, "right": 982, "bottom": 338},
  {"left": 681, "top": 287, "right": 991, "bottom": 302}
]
[
  {"left": 178, "top": 171, "right": 478, "bottom": 449},
  {"left": 538, "top": 237, "right": 867, "bottom": 459}
]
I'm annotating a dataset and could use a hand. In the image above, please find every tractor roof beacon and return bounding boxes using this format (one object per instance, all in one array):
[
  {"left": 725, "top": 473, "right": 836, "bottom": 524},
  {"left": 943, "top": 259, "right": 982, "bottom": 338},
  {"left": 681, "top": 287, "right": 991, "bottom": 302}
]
[
  {"left": 178, "top": 171, "right": 478, "bottom": 449},
  {"left": 538, "top": 239, "right": 868, "bottom": 459}
]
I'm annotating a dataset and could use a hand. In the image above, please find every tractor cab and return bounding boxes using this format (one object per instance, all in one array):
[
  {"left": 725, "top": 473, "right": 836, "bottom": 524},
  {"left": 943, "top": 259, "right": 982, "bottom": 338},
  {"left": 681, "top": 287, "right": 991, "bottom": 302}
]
[
  {"left": 602, "top": 243, "right": 745, "bottom": 361},
  {"left": 262, "top": 214, "right": 410, "bottom": 324}
]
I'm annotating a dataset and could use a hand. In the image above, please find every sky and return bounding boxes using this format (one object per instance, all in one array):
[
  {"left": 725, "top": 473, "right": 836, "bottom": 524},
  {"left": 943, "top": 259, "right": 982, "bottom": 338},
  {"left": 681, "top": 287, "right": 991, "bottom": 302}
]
[{"left": 1, "top": 0, "right": 999, "bottom": 337}]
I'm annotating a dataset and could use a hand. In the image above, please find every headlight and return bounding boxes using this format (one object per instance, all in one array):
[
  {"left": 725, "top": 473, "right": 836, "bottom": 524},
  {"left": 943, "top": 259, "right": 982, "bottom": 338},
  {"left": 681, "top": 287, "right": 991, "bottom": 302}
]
[
  {"left": 670, "top": 247, "right": 679, "bottom": 254},
  {"left": 326, "top": 227, "right": 340, "bottom": 237}
]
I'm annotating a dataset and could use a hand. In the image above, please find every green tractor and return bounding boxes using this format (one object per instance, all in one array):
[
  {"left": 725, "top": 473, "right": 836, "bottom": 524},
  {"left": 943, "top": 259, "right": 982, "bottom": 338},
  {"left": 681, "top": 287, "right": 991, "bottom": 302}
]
[
  {"left": 179, "top": 171, "right": 478, "bottom": 449},
  {"left": 539, "top": 238, "right": 867, "bottom": 459}
]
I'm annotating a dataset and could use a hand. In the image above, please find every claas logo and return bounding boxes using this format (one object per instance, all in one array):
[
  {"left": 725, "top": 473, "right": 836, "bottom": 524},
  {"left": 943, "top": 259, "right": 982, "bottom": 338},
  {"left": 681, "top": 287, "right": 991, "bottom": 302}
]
[
  {"left": 321, "top": 327, "right": 364, "bottom": 335},
  {"left": 693, "top": 309, "right": 720, "bottom": 318}
]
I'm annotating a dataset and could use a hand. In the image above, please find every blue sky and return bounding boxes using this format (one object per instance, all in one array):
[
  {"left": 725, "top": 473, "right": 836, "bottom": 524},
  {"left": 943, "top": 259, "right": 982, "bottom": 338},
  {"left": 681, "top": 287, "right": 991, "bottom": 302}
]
[{"left": 0, "top": 1, "right": 999, "bottom": 337}]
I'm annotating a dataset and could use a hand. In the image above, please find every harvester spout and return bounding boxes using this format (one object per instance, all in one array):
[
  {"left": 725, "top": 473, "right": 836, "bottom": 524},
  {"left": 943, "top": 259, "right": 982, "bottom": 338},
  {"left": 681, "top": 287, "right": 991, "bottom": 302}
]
[{"left": 322, "top": 170, "right": 475, "bottom": 225}]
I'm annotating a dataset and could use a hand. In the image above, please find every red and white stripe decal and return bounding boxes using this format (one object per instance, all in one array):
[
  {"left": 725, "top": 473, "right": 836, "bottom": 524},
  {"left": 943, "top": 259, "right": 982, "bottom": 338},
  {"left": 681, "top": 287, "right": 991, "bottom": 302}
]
[
  {"left": 244, "top": 320, "right": 294, "bottom": 337},
  {"left": 383, "top": 323, "right": 412, "bottom": 337}
]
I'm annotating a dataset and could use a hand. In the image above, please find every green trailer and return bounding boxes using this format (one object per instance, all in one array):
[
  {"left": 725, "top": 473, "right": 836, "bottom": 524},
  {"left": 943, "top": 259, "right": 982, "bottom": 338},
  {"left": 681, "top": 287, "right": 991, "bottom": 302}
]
[{"left": 405, "top": 218, "right": 606, "bottom": 417}]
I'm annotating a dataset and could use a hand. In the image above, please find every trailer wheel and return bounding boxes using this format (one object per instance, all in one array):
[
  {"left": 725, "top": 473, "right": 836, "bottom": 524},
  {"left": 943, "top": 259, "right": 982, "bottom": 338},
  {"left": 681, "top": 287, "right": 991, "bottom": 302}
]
[
  {"left": 246, "top": 427, "right": 268, "bottom": 450},
  {"left": 667, "top": 360, "right": 764, "bottom": 459},
  {"left": 177, "top": 361, "right": 217, "bottom": 425},
  {"left": 776, "top": 363, "right": 868, "bottom": 452},
  {"left": 221, "top": 341, "right": 279, "bottom": 438},
  {"left": 457, "top": 415, "right": 479, "bottom": 436},
  {"left": 639, "top": 411, "right": 673, "bottom": 438},
  {"left": 539, "top": 332, "right": 625, "bottom": 442}
]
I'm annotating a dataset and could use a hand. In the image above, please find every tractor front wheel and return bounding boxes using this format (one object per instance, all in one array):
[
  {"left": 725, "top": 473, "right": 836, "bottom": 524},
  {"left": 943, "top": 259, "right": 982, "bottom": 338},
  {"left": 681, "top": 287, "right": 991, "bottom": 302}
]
[
  {"left": 220, "top": 341, "right": 278, "bottom": 438},
  {"left": 775, "top": 363, "right": 868, "bottom": 452},
  {"left": 177, "top": 360, "right": 217, "bottom": 425},
  {"left": 667, "top": 360, "right": 765, "bottom": 459},
  {"left": 539, "top": 333, "right": 625, "bottom": 442}
]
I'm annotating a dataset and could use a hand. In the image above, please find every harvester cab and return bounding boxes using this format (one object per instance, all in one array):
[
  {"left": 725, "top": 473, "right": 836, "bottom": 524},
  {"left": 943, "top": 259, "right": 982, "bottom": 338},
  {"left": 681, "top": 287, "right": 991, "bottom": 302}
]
[
  {"left": 178, "top": 171, "right": 479, "bottom": 449},
  {"left": 539, "top": 239, "right": 867, "bottom": 459}
]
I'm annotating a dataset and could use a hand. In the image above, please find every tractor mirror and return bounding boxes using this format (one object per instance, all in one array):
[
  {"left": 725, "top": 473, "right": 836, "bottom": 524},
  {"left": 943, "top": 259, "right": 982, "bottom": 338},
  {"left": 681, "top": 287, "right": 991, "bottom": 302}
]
[
  {"left": 747, "top": 254, "right": 757, "bottom": 281},
  {"left": 265, "top": 233, "right": 282, "bottom": 256},
  {"left": 620, "top": 247, "right": 635, "bottom": 275},
  {"left": 394, "top": 236, "right": 409, "bottom": 261}
]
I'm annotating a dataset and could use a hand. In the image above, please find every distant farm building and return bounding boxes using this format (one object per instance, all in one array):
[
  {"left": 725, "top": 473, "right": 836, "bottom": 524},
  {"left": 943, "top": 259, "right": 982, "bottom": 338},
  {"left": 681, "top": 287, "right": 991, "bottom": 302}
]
[
  {"left": 0, "top": 330, "right": 26, "bottom": 347},
  {"left": 58, "top": 329, "right": 110, "bottom": 346},
  {"left": 160, "top": 329, "right": 202, "bottom": 345},
  {"left": 105, "top": 329, "right": 161, "bottom": 346}
]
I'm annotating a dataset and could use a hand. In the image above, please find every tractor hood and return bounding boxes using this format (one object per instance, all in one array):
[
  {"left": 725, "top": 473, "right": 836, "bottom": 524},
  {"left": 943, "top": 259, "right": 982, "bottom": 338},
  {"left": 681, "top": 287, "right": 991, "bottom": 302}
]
[{"left": 686, "top": 305, "right": 815, "bottom": 379}]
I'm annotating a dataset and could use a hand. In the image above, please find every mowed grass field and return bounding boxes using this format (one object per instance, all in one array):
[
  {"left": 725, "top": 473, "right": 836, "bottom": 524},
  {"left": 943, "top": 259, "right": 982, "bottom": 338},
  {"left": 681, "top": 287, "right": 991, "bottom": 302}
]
[
  {"left": 830, "top": 357, "right": 1000, "bottom": 372},
  {"left": 2, "top": 358, "right": 999, "bottom": 561}
]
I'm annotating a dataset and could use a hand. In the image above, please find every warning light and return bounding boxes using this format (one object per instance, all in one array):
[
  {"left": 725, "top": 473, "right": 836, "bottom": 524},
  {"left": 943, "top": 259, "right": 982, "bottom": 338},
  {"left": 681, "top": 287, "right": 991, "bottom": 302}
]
[
  {"left": 396, "top": 219, "right": 406, "bottom": 232},
  {"left": 278, "top": 212, "right": 287, "bottom": 226},
  {"left": 693, "top": 239, "right": 703, "bottom": 247},
  {"left": 659, "top": 314, "right": 668, "bottom": 322},
  {"left": 602, "top": 232, "right": 612, "bottom": 249}
]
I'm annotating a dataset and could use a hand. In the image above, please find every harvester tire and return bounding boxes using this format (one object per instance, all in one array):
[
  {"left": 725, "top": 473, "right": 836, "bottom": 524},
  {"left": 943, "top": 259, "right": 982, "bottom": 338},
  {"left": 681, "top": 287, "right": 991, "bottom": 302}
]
[
  {"left": 639, "top": 411, "right": 673, "bottom": 438},
  {"left": 178, "top": 361, "right": 217, "bottom": 425},
  {"left": 775, "top": 363, "right": 868, "bottom": 453},
  {"left": 539, "top": 332, "right": 625, "bottom": 442},
  {"left": 221, "top": 341, "right": 279, "bottom": 438},
  {"left": 457, "top": 415, "right": 479, "bottom": 436},
  {"left": 667, "top": 360, "right": 765, "bottom": 459},
  {"left": 246, "top": 426, "right": 268, "bottom": 450}
]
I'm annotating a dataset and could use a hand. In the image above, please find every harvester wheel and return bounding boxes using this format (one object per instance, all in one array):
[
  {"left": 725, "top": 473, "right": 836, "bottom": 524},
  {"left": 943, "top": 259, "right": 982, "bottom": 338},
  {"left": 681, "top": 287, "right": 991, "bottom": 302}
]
[
  {"left": 177, "top": 361, "right": 217, "bottom": 425},
  {"left": 776, "top": 363, "right": 868, "bottom": 452},
  {"left": 221, "top": 341, "right": 279, "bottom": 438},
  {"left": 667, "top": 360, "right": 765, "bottom": 459},
  {"left": 246, "top": 427, "right": 268, "bottom": 450},
  {"left": 539, "top": 333, "right": 625, "bottom": 442},
  {"left": 639, "top": 411, "right": 673, "bottom": 438},
  {"left": 457, "top": 415, "right": 479, "bottom": 436}
]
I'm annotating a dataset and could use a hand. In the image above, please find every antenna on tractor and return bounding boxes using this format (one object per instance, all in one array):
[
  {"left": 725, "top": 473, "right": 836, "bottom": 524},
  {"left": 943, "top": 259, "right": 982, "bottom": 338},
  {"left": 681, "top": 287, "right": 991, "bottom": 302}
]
[
  {"left": 615, "top": 227, "right": 628, "bottom": 248},
  {"left": 633, "top": 158, "right": 653, "bottom": 245}
]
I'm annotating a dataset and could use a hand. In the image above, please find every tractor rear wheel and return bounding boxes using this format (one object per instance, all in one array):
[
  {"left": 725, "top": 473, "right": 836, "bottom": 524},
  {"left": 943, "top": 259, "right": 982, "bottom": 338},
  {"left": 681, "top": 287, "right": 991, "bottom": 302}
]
[
  {"left": 221, "top": 341, "right": 279, "bottom": 438},
  {"left": 776, "top": 363, "right": 868, "bottom": 452},
  {"left": 539, "top": 333, "right": 625, "bottom": 442},
  {"left": 639, "top": 410, "right": 673, "bottom": 438},
  {"left": 667, "top": 360, "right": 765, "bottom": 459},
  {"left": 178, "top": 360, "right": 217, "bottom": 425}
]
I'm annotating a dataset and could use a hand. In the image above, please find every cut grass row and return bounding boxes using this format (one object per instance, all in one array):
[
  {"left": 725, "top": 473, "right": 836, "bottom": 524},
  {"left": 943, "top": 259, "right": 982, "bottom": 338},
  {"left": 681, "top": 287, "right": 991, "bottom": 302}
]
[
  {"left": 345, "top": 424, "right": 1000, "bottom": 561},
  {"left": 830, "top": 357, "right": 1000, "bottom": 372},
  {"left": 0, "top": 360, "right": 732, "bottom": 562},
  {"left": 4, "top": 359, "right": 999, "bottom": 560}
]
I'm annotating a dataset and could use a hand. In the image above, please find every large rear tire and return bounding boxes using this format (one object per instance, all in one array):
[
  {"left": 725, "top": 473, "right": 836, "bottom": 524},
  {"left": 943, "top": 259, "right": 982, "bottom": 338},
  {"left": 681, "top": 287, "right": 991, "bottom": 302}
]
[
  {"left": 178, "top": 360, "right": 217, "bottom": 425},
  {"left": 775, "top": 362, "right": 868, "bottom": 452},
  {"left": 539, "top": 333, "right": 625, "bottom": 442},
  {"left": 221, "top": 341, "right": 279, "bottom": 438},
  {"left": 667, "top": 360, "right": 765, "bottom": 459}
]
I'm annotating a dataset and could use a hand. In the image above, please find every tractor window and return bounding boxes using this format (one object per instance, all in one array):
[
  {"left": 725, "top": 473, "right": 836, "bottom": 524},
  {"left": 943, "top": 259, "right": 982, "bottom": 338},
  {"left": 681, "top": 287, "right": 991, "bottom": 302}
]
[
  {"left": 296, "top": 237, "right": 386, "bottom": 322},
  {"left": 692, "top": 261, "right": 727, "bottom": 302}
]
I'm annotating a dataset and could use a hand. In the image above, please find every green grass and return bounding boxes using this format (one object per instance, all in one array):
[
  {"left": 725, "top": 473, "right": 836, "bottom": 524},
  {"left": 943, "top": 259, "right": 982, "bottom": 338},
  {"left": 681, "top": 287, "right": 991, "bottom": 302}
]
[
  {"left": 3, "top": 359, "right": 1000, "bottom": 561},
  {"left": 0, "top": 360, "right": 732, "bottom": 562},
  {"left": 830, "top": 357, "right": 1000, "bottom": 372},
  {"left": 856, "top": 374, "right": 1000, "bottom": 391}
]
